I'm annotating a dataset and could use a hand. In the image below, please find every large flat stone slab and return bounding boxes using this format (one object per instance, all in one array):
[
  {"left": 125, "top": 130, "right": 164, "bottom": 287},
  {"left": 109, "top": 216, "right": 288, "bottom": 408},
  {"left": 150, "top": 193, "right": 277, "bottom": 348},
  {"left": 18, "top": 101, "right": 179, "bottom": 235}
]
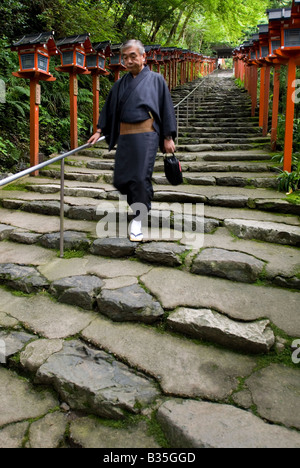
[
  {"left": 22, "top": 200, "right": 70, "bottom": 216},
  {"left": 9, "top": 230, "right": 42, "bottom": 245},
  {"left": 35, "top": 340, "right": 160, "bottom": 419},
  {"left": 136, "top": 242, "right": 188, "bottom": 267},
  {"left": 20, "top": 338, "right": 64, "bottom": 373},
  {"left": 224, "top": 218, "right": 300, "bottom": 247},
  {"left": 157, "top": 399, "right": 300, "bottom": 448},
  {"left": 0, "top": 208, "right": 96, "bottom": 235},
  {"left": 0, "top": 330, "right": 36, "bottom": 363},
  {"left": 50, "top": 275, "right": 104, "bottom": 310},
  {"left": 69, "top": 417, "right": 160, "bottom": 448},
  {"left": 27, "top": 412, "right": 68, "bottom": 448},
  {"left": 154, "top": 191, "right": 207, "bottom": 203},
  {"left": 0, "top": 224, "right": 14, "bottom": 240},
  {"left": 191, "top": 248, "right": 265, "bottom": 283},
  {"left": 97, "top": 284, "right": 164, "bottom": 323},
  {"left": 0, "top": 367, "right": 58, "bottom": 427},
  {"left": 1, "top": 290, "right": 96, "bottom": 339},
  {"left": 140, "top": 268, "right": 300, "bottom": 336},
  {"left": 0, "top": 421, "right": 29, "bottom": 448},
  {"left": 209, "top": 195, "right": 249, "bottom": 208},
  {"left": 0, "top": 263, "right": 49, "bottom": 293},
  {"left": 244, "top": 364, "right": 300, "bottom": 430},
  {"left": 200, "top": 226, "right": 300, "bottom": 282},
  {"left": 38, "top": 255, "right": 153, "bottom": 282},
  {"left": 0, "top": 241, "right": 56, "bottom": 266},
  {"left": 167, "top": 308, "right": 275, "bottom": 353},
  {"left": 90, "top": 237, "right": 136, "bottom": 258},
  {"left": 82, "top": 317, "right": 256, "bottom": 401},
  {"left": 40, "top": 231, "right": 91, "bottom": 250}
]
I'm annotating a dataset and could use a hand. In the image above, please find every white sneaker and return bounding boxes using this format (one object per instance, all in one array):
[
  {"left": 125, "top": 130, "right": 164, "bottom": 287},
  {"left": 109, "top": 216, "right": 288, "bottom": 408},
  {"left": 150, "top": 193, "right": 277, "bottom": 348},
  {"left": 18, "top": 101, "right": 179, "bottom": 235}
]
[{"left": 129, "top": 219, "right": 143, "bottom": 242}]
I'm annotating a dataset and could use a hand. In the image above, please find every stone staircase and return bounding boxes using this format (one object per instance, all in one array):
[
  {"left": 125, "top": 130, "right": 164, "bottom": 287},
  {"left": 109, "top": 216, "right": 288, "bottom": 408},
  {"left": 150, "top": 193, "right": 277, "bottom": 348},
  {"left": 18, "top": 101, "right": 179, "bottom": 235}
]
[{"left": 0, "top": 70, "right": 299, "bottom": 448}]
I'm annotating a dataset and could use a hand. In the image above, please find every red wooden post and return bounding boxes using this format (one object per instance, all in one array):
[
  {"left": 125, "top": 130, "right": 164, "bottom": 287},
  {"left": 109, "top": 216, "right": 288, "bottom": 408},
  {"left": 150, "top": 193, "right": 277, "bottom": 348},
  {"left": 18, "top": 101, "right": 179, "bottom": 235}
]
[
  {"left": 284, "top": 57, "right": 296, "bottom": 172},
  {"left": 263, "top": 65, "right": 271, "bottom": 137},
  {"left": 271, "top": 64, "right": 281, "bottom": 151},
  {"left": 69, "top": 73, "right": 78, "bottom": 149},
  {"left": 250, "top": 66, "right": 258, "bottom": 117},
  {"left": 259, "top": 66, "right": 266, "bottom": 128},
  {"left": 92, "top": 74, "right": 99, "bottom": 134},
  {"left": 29, "top": 78, "right": 40, "bottom": 175}
]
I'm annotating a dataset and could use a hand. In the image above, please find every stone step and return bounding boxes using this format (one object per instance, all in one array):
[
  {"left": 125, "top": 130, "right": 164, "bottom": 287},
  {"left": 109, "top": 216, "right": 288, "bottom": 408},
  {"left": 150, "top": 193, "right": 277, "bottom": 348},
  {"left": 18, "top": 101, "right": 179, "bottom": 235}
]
[
  {"left": 2, "top": 178, "right": 298, "bottom": 215},
  {"left": 177, "top": 137, "right": 270, "bottom": 145},
  {"left": 178, "top": 117, "right": 259, "bottom": 124},
  {"left": 81, "top": 160, "right": 275, "bottom": 174},
  {"left": 153, "top": 172, "right": 278, "bottom": 189},
  {"left": 179, "top": 132, "right": 262, "bottom": 139},
  {"left": 179, "top": 121, "right": 259, "bottom": 128},
  {"left": 157, "top": 399, "right": 300, "bottom": 448},
  {"left": 177, "top": 143, "right": 269, "bottom": 153},
  {"left": 179, "top": 127, "right": 262, "bottom": 134},
  {"left": 177, "top": 111, "right": 253, "bottom": 118}
]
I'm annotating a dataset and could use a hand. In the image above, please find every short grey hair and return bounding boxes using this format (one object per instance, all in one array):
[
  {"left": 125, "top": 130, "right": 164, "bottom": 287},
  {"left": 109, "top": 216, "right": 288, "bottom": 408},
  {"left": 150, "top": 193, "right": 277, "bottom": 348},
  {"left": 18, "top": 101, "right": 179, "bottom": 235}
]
[{"left": 121, "top": 39, "right": 145, "bottom": 55}]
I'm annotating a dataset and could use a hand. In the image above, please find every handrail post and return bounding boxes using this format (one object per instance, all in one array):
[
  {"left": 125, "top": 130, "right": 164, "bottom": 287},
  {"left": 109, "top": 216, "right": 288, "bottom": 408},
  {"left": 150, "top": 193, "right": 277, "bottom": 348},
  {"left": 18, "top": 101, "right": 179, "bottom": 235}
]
[
  {"left": 193, "top": 91, "right": 195, "bottom": 117},
  {"left": 176, "top": 106, "right": 179, "bottom": 146},
  {"left": 60, "top": 158, "right": 65, "bottom": 258},
  {"left": 186, "top": 96, "right": 189, "bottom": 127}
]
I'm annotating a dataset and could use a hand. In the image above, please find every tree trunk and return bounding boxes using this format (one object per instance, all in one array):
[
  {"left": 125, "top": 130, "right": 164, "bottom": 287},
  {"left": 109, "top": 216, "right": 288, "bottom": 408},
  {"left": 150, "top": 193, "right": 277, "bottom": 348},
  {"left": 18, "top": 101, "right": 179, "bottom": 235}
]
[
  {"left": 167, "top": 10, "right": 183, "bottom": 43},
  {"left": 177, "top": 8, "right": 194, "bottom": 42},
  {"left": 115, "top": 0, "right": 134, "bottom": 33}
]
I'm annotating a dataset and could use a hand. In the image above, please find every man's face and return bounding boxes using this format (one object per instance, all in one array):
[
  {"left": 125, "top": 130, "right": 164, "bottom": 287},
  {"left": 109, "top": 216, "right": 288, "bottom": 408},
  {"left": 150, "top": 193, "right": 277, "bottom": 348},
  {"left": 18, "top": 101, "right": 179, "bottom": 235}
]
[{"left": 122, "top": 46, "right": 146, "bottom": 76}]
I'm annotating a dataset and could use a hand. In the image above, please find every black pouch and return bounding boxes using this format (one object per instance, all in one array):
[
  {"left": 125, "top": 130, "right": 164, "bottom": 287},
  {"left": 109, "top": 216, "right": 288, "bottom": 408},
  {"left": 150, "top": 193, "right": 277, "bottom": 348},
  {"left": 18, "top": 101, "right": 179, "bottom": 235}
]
[{"left": 164, "top": 153, "right": 183, "bottom": 186}]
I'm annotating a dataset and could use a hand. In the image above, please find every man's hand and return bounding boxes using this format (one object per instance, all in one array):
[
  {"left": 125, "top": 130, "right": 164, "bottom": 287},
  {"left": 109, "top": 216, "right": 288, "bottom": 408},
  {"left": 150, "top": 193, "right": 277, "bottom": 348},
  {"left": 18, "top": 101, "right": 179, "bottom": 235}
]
[
  {"left": 88, "top": 131, "right": 102, "bottom": 146},
  {"left": 164, "top": 138, "right": 176, "bottom": 154}
]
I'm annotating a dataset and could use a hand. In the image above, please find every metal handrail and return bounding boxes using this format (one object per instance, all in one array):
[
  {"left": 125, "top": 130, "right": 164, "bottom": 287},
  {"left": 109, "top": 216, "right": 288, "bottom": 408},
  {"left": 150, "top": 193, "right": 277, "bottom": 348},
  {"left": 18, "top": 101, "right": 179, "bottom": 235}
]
[
  {"left": 174, "top": 68, "right": 219, "bottom": 144},
  {"left": 0, "top": 136, "right": 105, "bottom": 258}
]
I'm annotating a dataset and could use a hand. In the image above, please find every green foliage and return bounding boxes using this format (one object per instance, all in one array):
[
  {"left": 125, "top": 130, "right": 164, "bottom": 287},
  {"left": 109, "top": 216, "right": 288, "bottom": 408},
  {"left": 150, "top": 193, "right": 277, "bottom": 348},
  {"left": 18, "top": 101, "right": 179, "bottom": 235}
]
[
  {"left": 285, "top": 190, "right": 300, "bottom": 205},
  {"left": 277, "top": 163, "right": 300, "bottom": 193}
]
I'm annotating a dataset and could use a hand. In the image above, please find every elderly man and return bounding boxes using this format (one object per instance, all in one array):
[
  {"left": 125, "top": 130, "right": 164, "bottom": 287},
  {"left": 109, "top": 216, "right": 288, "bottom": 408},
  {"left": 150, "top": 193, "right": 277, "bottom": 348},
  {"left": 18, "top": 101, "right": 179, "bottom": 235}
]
[{"left": 88, "top": 39, "right": 177, "bottom": 242}]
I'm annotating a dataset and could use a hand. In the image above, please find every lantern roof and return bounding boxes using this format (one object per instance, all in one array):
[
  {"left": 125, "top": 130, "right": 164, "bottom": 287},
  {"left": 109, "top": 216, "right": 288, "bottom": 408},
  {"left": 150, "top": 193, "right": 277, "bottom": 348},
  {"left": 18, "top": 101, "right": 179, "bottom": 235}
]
[
  {"left": 144, "top": 45, "right": 161, "bottom": 52},
  {"left": 258, "top": 24, "right": 269, "bottom": 35},
  {"left": 56, "top": 33, "right": 93, "bottom": 52},
  {"left": 12, "top": 31, "right": 55, "bottom": 47},
  {"left": 267, "top": 8, "right": 292, "bottom": 21},
  {"left": 111, "top": 43, "right": 123, "bottom": 52},
  {"left": 11, "top": 31, "right": 57, "bottom": 55},
  {"left": 93, "top": 41, "right": 112, "bottom": 56}
]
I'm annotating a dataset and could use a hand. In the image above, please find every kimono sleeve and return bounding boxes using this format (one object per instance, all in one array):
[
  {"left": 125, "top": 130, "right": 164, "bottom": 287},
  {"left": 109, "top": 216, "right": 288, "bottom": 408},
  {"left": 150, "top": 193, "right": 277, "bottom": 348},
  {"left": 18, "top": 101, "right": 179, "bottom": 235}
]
[
  {"left": 97, "top": 88, "right": 113, "bottom": 135},
  {"left": 97, "top": 80, "right": 121, "bottom": 150}
]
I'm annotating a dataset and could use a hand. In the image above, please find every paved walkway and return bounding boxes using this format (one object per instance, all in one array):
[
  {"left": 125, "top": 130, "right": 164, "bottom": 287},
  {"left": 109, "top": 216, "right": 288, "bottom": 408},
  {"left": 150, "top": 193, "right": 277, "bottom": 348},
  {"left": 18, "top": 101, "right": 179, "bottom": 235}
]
[{"left": 0, "top": 71, "right": 299, "bottom": 448}]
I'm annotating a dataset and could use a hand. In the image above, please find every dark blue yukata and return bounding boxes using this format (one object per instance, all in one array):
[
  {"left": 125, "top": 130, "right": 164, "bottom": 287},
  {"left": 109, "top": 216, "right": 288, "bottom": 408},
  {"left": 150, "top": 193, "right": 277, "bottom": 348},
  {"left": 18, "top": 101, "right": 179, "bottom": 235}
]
[{"left": 98, "top": 66, "right": 177, "bottom": 211}]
